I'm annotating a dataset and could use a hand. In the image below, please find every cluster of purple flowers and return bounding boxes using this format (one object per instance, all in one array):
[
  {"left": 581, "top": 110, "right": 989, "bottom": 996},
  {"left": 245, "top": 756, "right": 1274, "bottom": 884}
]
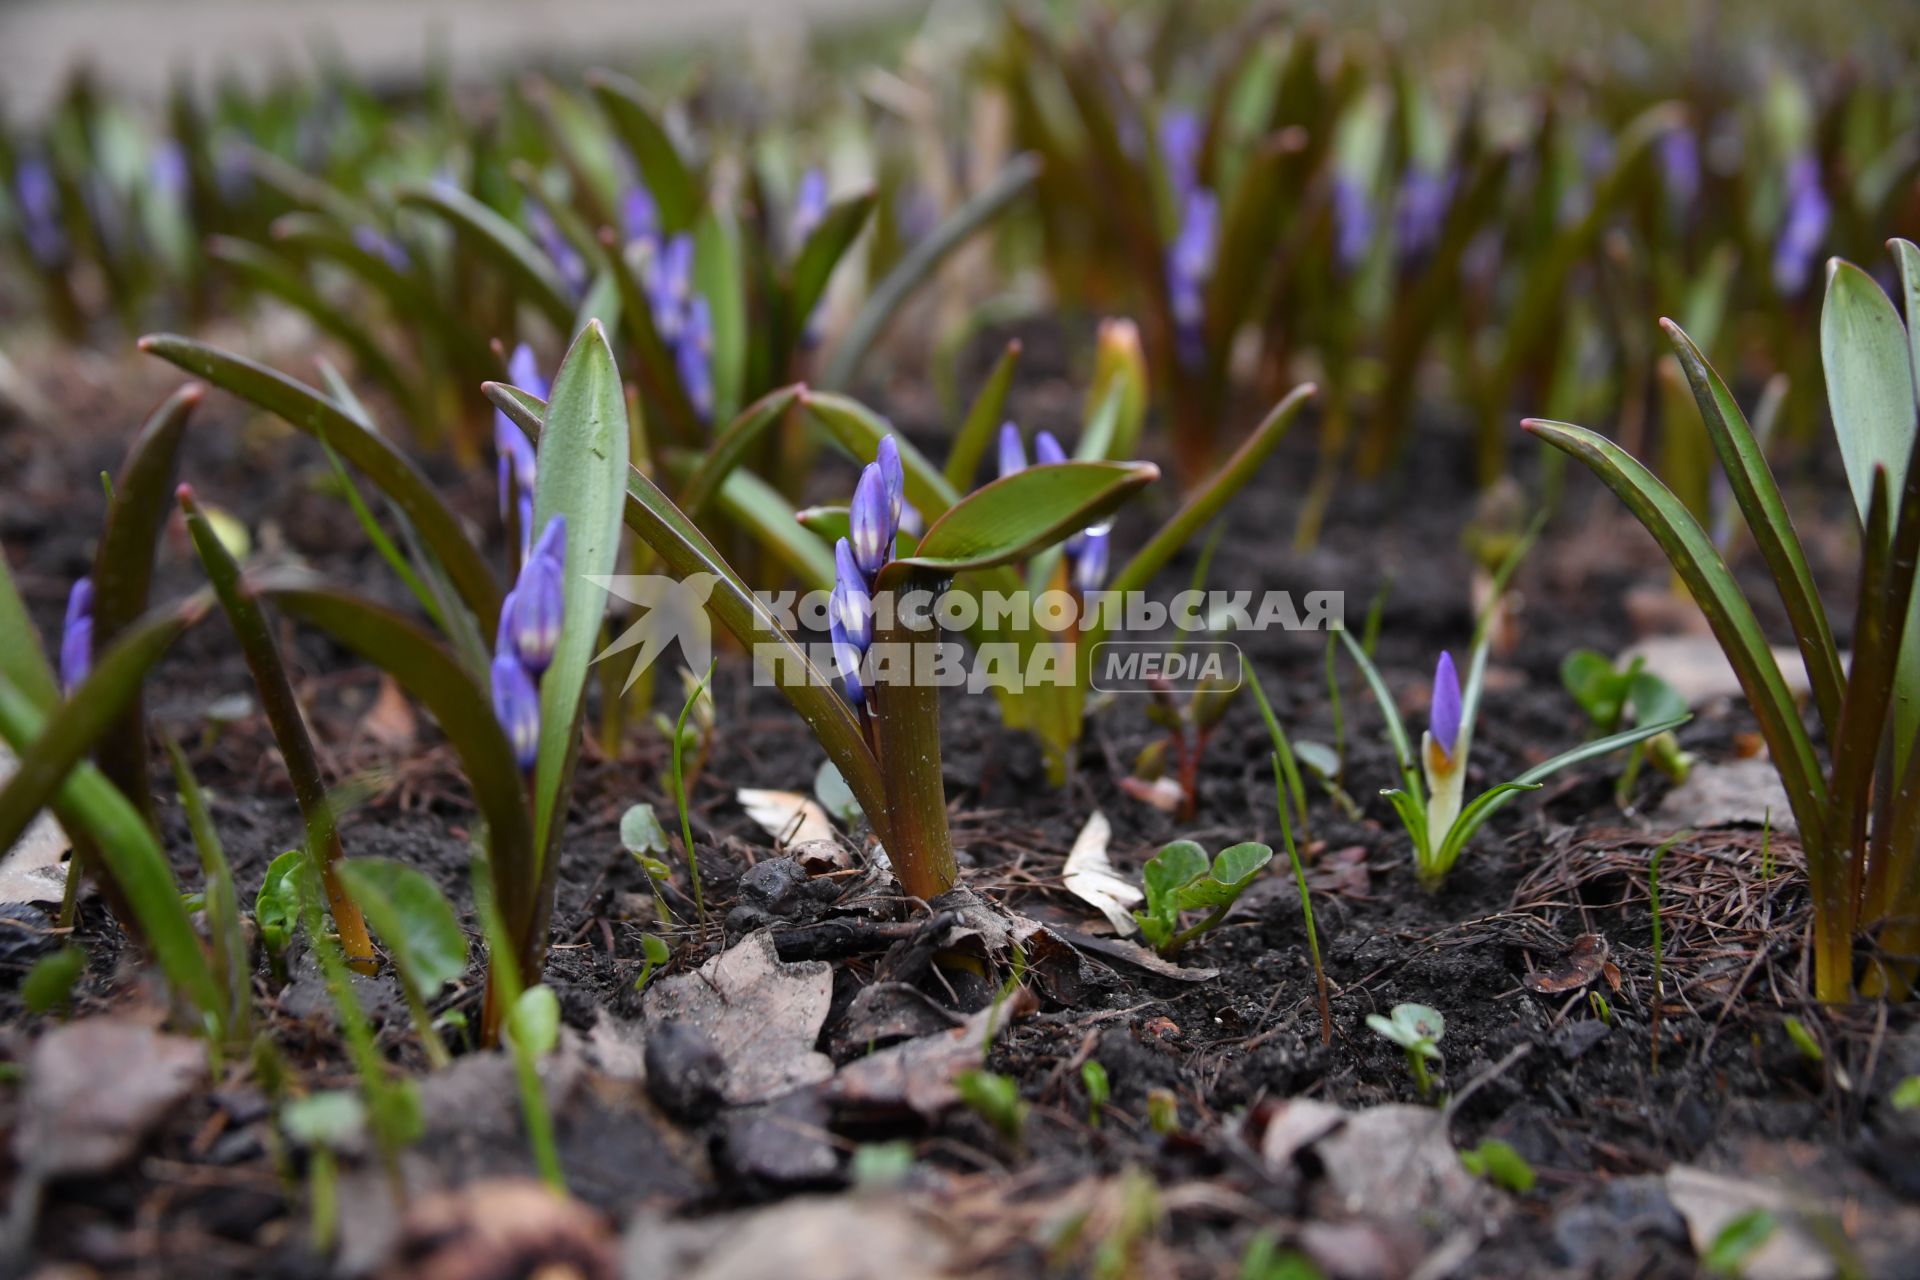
[
  {"left": 12, "top": 156, "right": 68, "bottom": 269},
  {"left": 496, "top": 344, "right": 547, "bottom": 559},
  {"left": 996, "top": 424, "right": 1110, "bottom": 595},
  {"left": 60, "top": 577, "right": 93, "bottom": 695},
  {"left": 621, "top": 183, "right": 715, "bottom": 422},
  {"left": 491, "top": 516, "right": 567, "bottom": 772},
  {"left": 1772, "top": 153, "right": 1830, "bottom": 298},
  {"left": 829, "top": 438, "right": 906, "bottom": 711}
]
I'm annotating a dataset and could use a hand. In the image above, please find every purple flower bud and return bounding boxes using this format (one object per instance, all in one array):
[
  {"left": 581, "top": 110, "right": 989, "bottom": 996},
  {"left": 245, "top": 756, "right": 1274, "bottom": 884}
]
[
  {"left": 1160, "top": 109, "right": 1203, "bottom": 205},
  {"left": 491, "top": 641, "right": 542, "bottom": 772},
  {"left": 1429, "top": 651, "right": 1462, "bottom": 760},
  {"left": 622, "top": 183, "right": 659, "bottom": 248},
  {"left": 678, "top": 295, "right": 714, "bottom": 422},
  {"left": 351, "top": 224, "right": 410, "bottom": 272},
  {"left": 517, "top": 492, "right": 535, "bottom": 562},
  {"left": 1659, "top": 126, "right": 1700, "bottom": 212},
  {"left": 59, "top": 577, "right": 93, "bottom": 695},
  {"left": 1773, "top": 154, "right": 1830, "bottom": 298},
  {"left": 899, "top": 499, "right": 923, "bottom": 539},
  {"left": 150, "top": 140, "right": 188, "bottom": 200},
  {"left": 997, "top": 422, "right": 1027, "bottom": 479},
  {"left": 507, "top": 516, "right": 566, "bottom": 674},
  {"left": 829, "top": 615, "right": 866, "bottom": 710},
  {"left": 875, "top": 436, "right": 905, "bottom": 527},
  {"left": 13, "top": 156, "right": 67, "bottom": 267},
  {"left": 1033, "top": 431, "right": 1068, "bottom": 466},
  {"left": 1071, "top": 527, "right": 1110, "bottom": 594},
  {"left": 495, "top": 345, "right": 543, "bottom": 518},
  {"left": 848, "top": 464, "right": 893, "bottom": 577},
  {"left": 1166, "top": 187, "right": 1218, "bottom": 334},
  {"left": 650, "top": 234, "right": 696, "bottom": 341},
  {"left": 1332, "top": 174, "right": 1373, "bottom": 274},
  {"left": 1394, "top": 166, "right": 1455, "bottom": 266},
  {"left": 791, "top": 168, "right": 829, "bottom": 251},
  {"left": 831, "top": 539, "right": 873, "bottom": 652}
]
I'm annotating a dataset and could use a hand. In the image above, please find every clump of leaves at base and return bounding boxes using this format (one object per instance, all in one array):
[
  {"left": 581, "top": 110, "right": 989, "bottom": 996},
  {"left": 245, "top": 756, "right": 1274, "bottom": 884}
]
[{"left": 1132, "top": 839, "right": 1273, "bottom": 956}]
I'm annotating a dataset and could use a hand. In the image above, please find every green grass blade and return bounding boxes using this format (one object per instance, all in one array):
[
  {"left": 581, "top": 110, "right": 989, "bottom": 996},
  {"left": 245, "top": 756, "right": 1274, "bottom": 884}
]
[
  {"left": 898, "top": 461, "right": 1159, "bottom": 573},
  {"left": 139, "top": 334, "right": 502, "bottom": 634},
  {"left": 787, "top": 190, "right": 875, "bottom": 343},
  {"left": 1341, "top": 629, "right": 1422, "bottom": 802},
  {"left": 0, "top": 557, "right": 59, "bottom": 710},
  {"left": 394, "top": 180, "right": 574, "bottom": 329},
  {"left": 804, "top": 390, "right": 962, "bottom": 519},
  {"left": 677, "top": 384, "right": 802, "bottom": 519},
  {"left": 588, "top": 72, "right": 702, "bottom": 233},
  {"left": 164, "top": 735, "right": 251, "bottom": 1041},
  {"left": 693, "top": 202, "right": 747, "bottom": 423},
  {"left": 944, "top": 340, "right": 1022, "bottom": 491},
  {"left": 1523, "top": 418, "right": 1828, "bottom": 843}
]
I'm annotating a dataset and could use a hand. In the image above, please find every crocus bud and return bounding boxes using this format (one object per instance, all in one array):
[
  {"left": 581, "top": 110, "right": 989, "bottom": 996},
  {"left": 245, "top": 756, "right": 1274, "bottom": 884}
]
[
  {"left": 876, "top": 435, "right": 905, "bottom": 527},
  {"left": 848, "top": 463, "right": 893, "bottom": 577},
  {"left": 829, "top": 616, "right": 866, "bottom": 710},
  {"left": 491, "top": 642, "right": 542, "bottom": 772},
  {"left": 507, "top": 519, "right": 566, "bottom": 674},
  {"left": 831, "top": 539, "right": 874, "bottom": 651},
  {"left": 1071, "top": 526, "right": 1110, "bottom": 595},
  {"left": 1428, "top": 651, "right": 1461, "bottom": 763},
  {"left": 1033, "top": 431, "right": 1068, "bottom": 466},
  {"left": 59, "top": 577, "right": 93, "bottom": 695},
  {"left": 997, "top": 422, "right": 1027, "bottom": 479}
]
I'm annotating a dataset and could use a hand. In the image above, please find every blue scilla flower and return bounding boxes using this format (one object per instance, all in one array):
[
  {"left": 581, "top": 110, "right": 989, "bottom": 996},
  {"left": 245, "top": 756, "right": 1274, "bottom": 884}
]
[
  {"left": 678, "top": 295, "right": 715, "bottom": 423},
  {"left": 1773, "top": 154, "right": 1830, "bottom": 298},
  {"left": 1332, "top": 173, "right": 1373, "bottom": 274},
  {"left": 997, "top": 422, "right": 1027, "bottom": 479},
  {"left": 1166, "top": 187, "right": 1218, "bottom": 346},
  {"left": 496, "top": 344, "right": 544, "bottom": 518},
  {"left": 59, "top": 577, "right": 93, "bottom": 695},
  {"left": 491, "top": 616, "right": 542, "bottom": 773},
  {"left": 505, "top": 515, "right": 567, "bottom": 675}
]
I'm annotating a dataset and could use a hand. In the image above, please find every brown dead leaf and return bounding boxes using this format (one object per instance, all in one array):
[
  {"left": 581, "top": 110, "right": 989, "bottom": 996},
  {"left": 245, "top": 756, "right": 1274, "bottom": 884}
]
[
  {"left": 641, "top": 930, "right": 833, "bottom": 1105},
  {"left": 360, "top": 674, "right": 418, "bottom": 751},
  {"left": 384, "top": 1178, "right": 616, "bottom": 1280},
  {"left": 1524, "top": 933, "right": 1610, "bottom": 994},
  {"left": 15, "top": 1018, "right": 206, "bottom": 1178},
  {"left": 736, "top": 789, "right": 837, "bottom": 847},
  {"left": 828, "top": 989, "right": 1035, "bottom": 1119}
]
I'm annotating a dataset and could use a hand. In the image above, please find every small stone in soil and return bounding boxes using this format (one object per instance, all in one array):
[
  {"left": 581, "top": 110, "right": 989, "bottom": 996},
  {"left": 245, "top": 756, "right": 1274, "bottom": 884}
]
[
  {"left": 645, "top": 1020, "right": 728, "bottom": 1123},
  {"left": 724, "top": 858, "right": 841, "bottom": 937}
]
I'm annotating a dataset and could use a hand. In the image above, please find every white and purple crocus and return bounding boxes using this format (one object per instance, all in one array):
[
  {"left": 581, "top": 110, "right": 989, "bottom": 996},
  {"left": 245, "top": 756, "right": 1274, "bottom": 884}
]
[
  {"left": 59, "top": 577, "right": 93, "bottom": 695},
  {"left": 1421, "top": 651, "right": 1465, "bottom": 843},
  {"left": 830, "top": 438, "right": 906, "bottom": 712},
  {"left": 492, "top": 515, "right": 567, "bottom": 772}
]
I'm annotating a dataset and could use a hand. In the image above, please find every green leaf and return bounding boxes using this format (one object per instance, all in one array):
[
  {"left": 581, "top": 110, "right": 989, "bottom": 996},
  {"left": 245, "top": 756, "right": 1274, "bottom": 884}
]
[
  {"left": 530, "top": 322, "right": 632, "bottom": 887},
  {"left": 91, "top": 384, "right": 199, "bottom": 823},
  {"left": 1340, "top": 630, "right": 1421, "bottom": 800},
  {"left": 1523, "top": 419, "right": 1827, "bottom": 845},
  {"left": 1175, "top": 842, "right": 1273, "bottom": 910},
  {"left": 944, "top": 340, "right": 1022, "bottom": 490},
  {"left": 281, "top": 1090, "right": 366, "bottom": 1149},
  {"left": 1894, "top": 240, "right": 1920, "bottom": 411},
  {"left": 676, "top": 385, "right": 802, "bottom": 519},
  {"left": 693, "top": 202, "right": 747, "bottom": 422},
  {"left": 139, "top": 334, "right": 501, "bottom": 633},
  {"left": 814, "top": 760, "right": 862, "bottom": 826},
  {"left": 1459, "top": 1139, "right": 1536, "bottom": 1194},
  {"left": 1892, "top": 1075, "right": 1920, "bottom": 1110},
  {"left": 0, "top": 676, "right": 223, "bottom": 1027},
  {"left": 823, "top": 153, "right": 1041, "bottom": 391},
  {"left": 1146, "top": 841, "right": 1210, "bottom": 903},
  {"left": 508, "top": 984, "right": 561, "bottom": 1056},
  {"left": 165, "top": 736, "right": 250, "bottom": 1037},
  {"left": 23, "top": 946, "right": 86, "bottom": 1015},
  {"left": 338, "top": 859, "right": 468, "bottom": 996},
  {"left": 788, "top": 189, "right": 875, "bottom": 338},
  {"left": 895, "top": 461, "right": 1159, "bottom": 574},
  {"left": 1822, "top": 259, "right": 1918, "bottom": 528},
  {"left": 1664, "top": 320, "right": 1845, "bottom": 734},
  {"left": 394, "top": 180, "right": 573, "bottom": 328},
  {"left": 804, "top": 390, "right": 962, "bottom": 520},
  {"left": 1703, "top": 1209, "right": 1776, "bottom": 1277},
  {"left": 257, "top": 849, "right": 303, "bottom": 958},
  {"left": 619, "top": 803, "right": 670, "bottom": 856},
  {"left": 1628, "top": 672, "right": 1689, "bottom": 726},
  {"left": 588, "top": 72, "right": 701, "bottom": 232},
  {"left": 0, "top": 557, "right": 59, "bottom": 711}
]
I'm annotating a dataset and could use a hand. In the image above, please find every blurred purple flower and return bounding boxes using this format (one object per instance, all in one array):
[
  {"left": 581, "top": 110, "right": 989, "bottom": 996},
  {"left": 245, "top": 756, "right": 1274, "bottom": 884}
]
[
  {"left": 1167, "top": 187, "right": 1218, "bottom": 365},
  {"left": 678, "top": 295, "right": 715, "bottom": 422},
  {"left": 1070, "top": 526, "right": 1110, "bottom": 594},
  {"left": 13, "top": 156, "right": 67, "bottom": 267},
  {"left": 1429, "top": 651, "right": 1461, "bottom": 760},
  {"left": 59, "top": 577, "right": 93, "bottom": 696},
  {"left": 1773, "top": 154, "right": 1830, "bottom": 298},
  {"left": 495, "top": 344, "right": 544, "bottom": 518},
  {"left": 622, "top": 183, "right": 659, "bottom": 249},
  {"left": 1394, "top": 166, "right": 1455, "bottom": 267},
  {"left": 1033, "top": 430, "right": 1068, "bottom": 466},
  {"left": 351, "top": 224, "right": 410, "bottom": 272},
  {"left": 997, "top": 422, "right": 1027, "bottom": 479},
  {"left": 791, "top": 168, "right": 829, "bottom": 252},
  {"left": 149, "top": 140, "right": 189, "bottom": 201},
  {"left": 1659, "top": 126, "right": 1700, "bottom": 212},
  {"left": 1332, "top": 174, "right": 1373, "bottom": 273},
  {"left": 1160, "top": 109, "right": 1203, "bottom": 203},
  {"left": 527, "top": 202, "right": 587, "bottom": 297}
]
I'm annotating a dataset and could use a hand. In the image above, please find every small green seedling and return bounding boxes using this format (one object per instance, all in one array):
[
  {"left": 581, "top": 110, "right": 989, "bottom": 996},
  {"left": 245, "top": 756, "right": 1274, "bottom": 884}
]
[
  {"left": 1146, "top": 1088, "right": 1178, "bottom": 1134},
  {"left": 669, "top": 663, "right": 716, "bottom": 926},
  {"left": 619, "top": 802, "right": 675, "bottom": 923},
  {"left": 1703, "top": 1209, "right": 1777, "bottom": 1277},
  {"left": 956, "top": 1068, "right": 1027, "bottom": 1145},
  {"left": 337, "top": 858, "right": 467, "bottom": 1070},
  {"left": 1589, "top": 989, "right": 1613, "bottom": 1026},
  {"left": 634, "top": 934, "right": 671, "bottom": 993},
  {"left": 255, "top": 848, "right": 303, "bottom": 968},
  {"left": 1459, "top": 1138, "right": 1537, "bottom": 1193},
  {"left": 1082, "top": 1060, "right": 1110, "bottom": 1128},
  {"left": 1132, "top": 839, "right": 1273, "bottom": 956},
  {"left": 1367, "top": 1003, "right": 1445, "bottom": 1099},
  {"left": 1561, "top": 649, "right": 1695, "bottom": 801},
  {"left": 281, "top": 1090, "right": 364, "bottom": 1251},
  {"left": 851, "top": 1141, "right": 915, "bottom": 1190},
  {"left": 1239, "top": 1235, "right": 1325, "bottom": 1280},
  {"left": 1782, "top": 1016, "right": 1824, "bottom": 1064},
  {"left": 1892, "top": 1076, "right": 1920, "bottom": 1111},
  {"left": 22, "top": 946, "right": 86, "bottom": 1016}
]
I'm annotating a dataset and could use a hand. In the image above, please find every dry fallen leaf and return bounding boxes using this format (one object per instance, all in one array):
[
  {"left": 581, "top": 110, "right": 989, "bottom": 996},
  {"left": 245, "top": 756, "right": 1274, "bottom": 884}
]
[
  {"left": 736, "top": 789, "right": 838, "bottom": 847},
  {"left": 1118, "top": 775, "right": 1185, "bottom": 813},
  {"left": 1060, "top": 810, "right": 1141, "bottom": 935},
  {"left": 15, "top": 1018, "right": 206, "bottom": 1179},
  {"left": 0, "top": 742, "right": 71, "bottom": 905},
  {"left": 1665, "top": 1165, "right": 1833, "bottom": 1280},
  {"left": 828, "top": 989, "right": 1035, "bottom": 1119},
  {"left": 1657, "top": 759, "right": 1798, "bottom": 835},
  {"left": 359, "top": 674, "right": 419, "bottom": 751},
  {"left": 384, "top": 1178, "right": 616, "bottom": 1280},
  {"left": 641, "top": 930, "right": 834, "bottom": 1105},
  {"left": 1524, "top": 933, "right": 1610, "bottom": 994}
]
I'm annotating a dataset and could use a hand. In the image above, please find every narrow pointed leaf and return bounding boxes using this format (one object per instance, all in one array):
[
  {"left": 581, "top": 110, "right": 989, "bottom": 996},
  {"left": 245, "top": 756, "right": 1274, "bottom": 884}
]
[
  {"left": 893, "top": 461, "right": 1158, "bottom": 574},
  {"left": 804, "top": 390, "right": 961, "bottom": 518},
  {"left": 694, "top": 203, "right": 747, "bottom": 422},
  {"left": 677, "top": 385, "right": 802, "bottom": 519},
  {"left": 588, "top": 72, "right": 701, "bottom": 232},
  {"left": 787, "top": 190, "right": 875, "bottom": 336},
  {"left": 943, "top": 340, "right": 1021, "bottom": 490},
  {"left": 394, "top": 181, "right": 573, "bottom": 328}
]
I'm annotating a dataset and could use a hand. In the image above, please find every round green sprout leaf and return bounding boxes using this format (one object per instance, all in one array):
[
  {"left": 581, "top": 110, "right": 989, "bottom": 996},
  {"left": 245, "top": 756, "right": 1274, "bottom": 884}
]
[
  {"left": 1892, "top": 1075, "right": 1920, "bottom": 1111},
  {"left": 281, "top": 1090, "right": 366, "bottom": 1150},
  {"left": 1211, "top": 841, "right": 1274, "bottom": 889},
  {"left": 337, "top": 858, "right": 468, "bottom": 996},
  {"left": 1367, "top": 1002, "right": 1446, "bottom": 1058},
  {"left": 642, "top": 934, "right": 672, "bottom": 965},
  {"left": 1144, "top": 841, "right": 1210, "bottom": 897},
  {"left": 255, "top": 848, "right": 303, "bottom": 957},
  {"left": 1627, "top": 672, "right": 1688, "bottom": 726},
  {"left": 1293, "top": 740, "right": 1340, "bottom": 779},
  {"left": 509, "top": 984, "right": 562, "bottom": 1057},
  {"left": 22, "top": 946, "right": 86, "bottom": 1014},
  {"left": 813, "top": 761, "right": 863, "bottom": 826},
  {"left": 620, "top": 803, "right": 670, "bottom": 857}
]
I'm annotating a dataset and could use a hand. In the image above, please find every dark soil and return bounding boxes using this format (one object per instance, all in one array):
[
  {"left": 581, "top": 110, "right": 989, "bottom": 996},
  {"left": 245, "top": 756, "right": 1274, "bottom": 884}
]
[{"left": 2, "top": 319, "right": 1916, "bottom": 1279}]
